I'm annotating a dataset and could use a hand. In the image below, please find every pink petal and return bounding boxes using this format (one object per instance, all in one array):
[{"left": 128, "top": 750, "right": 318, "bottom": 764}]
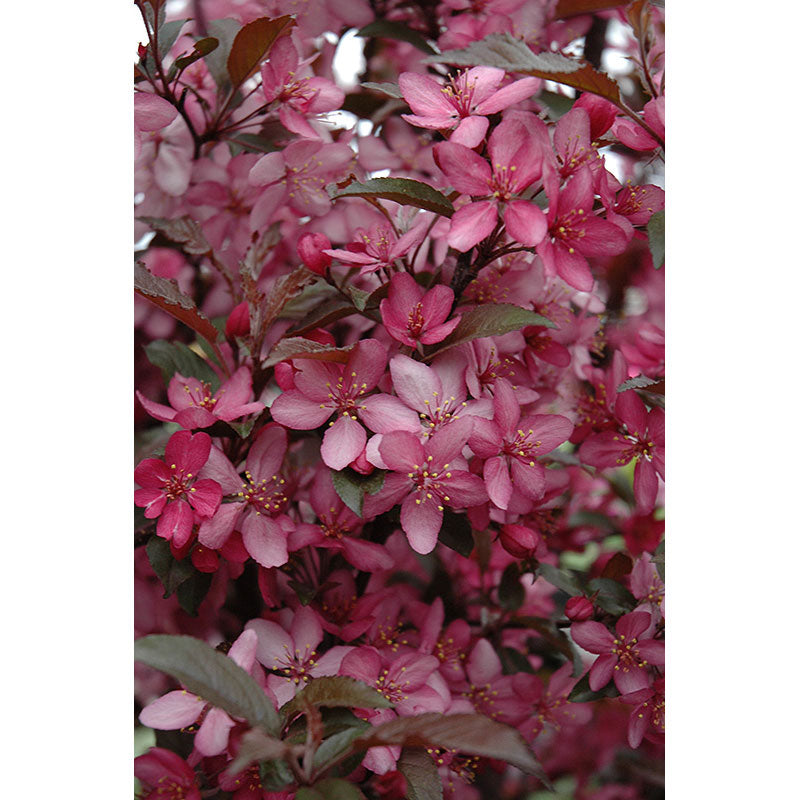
[
  {"left": 135, "top": 391, "right": 177, "bottom": 422},
  {"left": 398, "top": 73, "right": 454, "bottom": 117},
  {"left": 447, "top": 201, "right": 497, "bottom": 252},
  {"left": 420, "top": 284, "right": 455, "bottom": 328},
  {"left": 588, "top": 653, "right": 618, "bottom": 690},
  {"left": 156, "top": 500, "right": 194, "bottom": 545},
  {"left": 580, "top": 431, "right": 631, "bottom": 469},
  {"left": 467, "top": 639, "right": 502, "bottom": 685},
  {"left": 379, "top": 430, "right": 426, "bottom": 472},
  {"left": 173, "top": 407, "right": 218, "bottom": 429},
  {"left": 484, "top": 456, "right": 512, "bottom": 510},
  {"left": 321, "top": 415, "right": 367, "bottom": 471},
  {"left": 474, "top": 77, "right": 538, "bottom": 114},
  {"left": 571, "top": 621, "right": 615, "bottom": 654},
  {"left": 341, "top": 538, "right": 394, "bottom": 571},
  {"left": 197, "top": 502, "right": 242, "bottom": 549},
  {"left": 617, "top": 611, "right": 652, "bottom": 640},
  {"left": 510, "top": 459, "right": 546, "bottom": 501},
  {"left": 433, "top": 142, "right": 492, "bottom": 195},
  {"left": 195, "top": 707, "right": 234, "bottom": 756},
  {"left": 633, "top": 458, "right": 659, "bottom": 513},
  {"left": 249, "top": 152, "right": 285, "bottom": 186},
  {"left": 552, "top": 245, "right": 595, "bottom": 292},
  {"left": 246, "top": 618, "right": 294, "bottom": 666},
  {"left": 613, "top": 665, "right": 651, "bottom": 694},
  {"left": 292, "top": 605, "right": 324, "bottom": 653},
  {"left": 616, "top": 390, "right": 648, "bottom": 437},
  {"left": 246, "top": 423, "right": 288, "bottom": 482},
  {"left": 419, "top": 315, "right": 460, "bottom": 345},
  {"left": 359, "top": 394, "right": 420, "bottom": 434},
  {"left": 450, "top": 115, "right": 490, "bottom": 148},
  {"left": 134, "top": 92, "right": 179, "bottom": 131},
  {"left": 134, "top": 458, "right": 171, "bottom": 489},
  {"left": 400, "top": 495, "right": 443, "bottom": 554},
  {"left": 504, "top": 200, "right": 547, "bottom": 246},
  {"left": 241, "top": 513, "right": 289, "bottom": 568},
  {"left": 139, "top": 690, "right": 203, "bottom": 729},
  {"left": 187, "top": 478, "right": 222, "bottom": 518},
  {"left": 270, "top": 390, "right": 333, "bottom": 430}
]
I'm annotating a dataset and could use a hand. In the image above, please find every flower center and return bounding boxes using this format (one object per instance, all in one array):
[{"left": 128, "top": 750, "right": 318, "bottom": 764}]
[
  {"left": 238, "top": 471, "right": 288, "bottom": 515},
  {"left": 162, "top": 466, "right": 194, "bottom": 502},
  {"left": 408, "top": 455, "right": 452, "bottom": 511},
  {"left": 407, "top": 302, "right": 425, "bottom": 339},
  {"left": 182, "top": 381, "right": 217, "bottom": 410},
  {"left": 551, "top": 207, "right": 586, "bottom": 253},
  {"left": 441, "top": 71, "right": 478, "bottom": 117},
  {"left": 612, "top": 634, "right": 648, "bottom": 672},
  {"left": 502, "top": 428, "right": 543, "bottom": 466},
  {"left": 272, "top": 642, "right": 318, "bottom": 685},
  {"left": 375, "top": 668, "right": 410, "bottom": 703}
]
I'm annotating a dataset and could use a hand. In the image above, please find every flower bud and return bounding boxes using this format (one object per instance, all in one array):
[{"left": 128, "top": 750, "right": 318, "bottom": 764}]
[
  {"left": 372, "top": 770, "right": 407, "bottom": 800},
  {"left": 297, "top": 231, "right": 333, "bottom": 275},
  {"left": 349, "top": 447, "right": 374, "bottom": 476},
  {"left": 225, "top": 300, "right": 250, "bottom": 339},
  {"left": 499, "top": 524, "right": 540, "bottom": 559},
  {"left": 565, "top": 595, "right": 594, "bottom": 622}
]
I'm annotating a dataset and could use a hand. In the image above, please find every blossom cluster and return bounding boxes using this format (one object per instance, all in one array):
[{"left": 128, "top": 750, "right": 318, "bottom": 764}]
[{"left": 134, "top": 1, "right": 665, "bottom": 798}]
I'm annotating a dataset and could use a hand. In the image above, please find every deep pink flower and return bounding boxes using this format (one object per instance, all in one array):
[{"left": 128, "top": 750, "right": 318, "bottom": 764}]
[
  {"left": 134, "top": 747, "right": 201, "bottom": 800},
  {"left": 134, "top": 431, "right": 222, "bottom": 547},
  {"left": 364, "top": 420, "right": 487, "bottom": 554},
  {"left": 621, "top": 676, "right": 665, "bottom": 748},
  {"left": 458, "top": 638, "right": 521, "bottom": 724},
  {"left": 399, "top": 67, "right": 538, "bottom": 148},
  {"left": 434, "top": 118, "right": 547, "bottom": 251},
  {"left": 134, "top": 92, "right": 178, "bottom": 161},
  {"left": 196, "top": 424, "right": 291, "bottom": 568},
  {"left": 323, "top": 220, "right": 427, "bottom": 276},
  {"left": 468, "top": 378, "right": 573, "bottom": 509},
  {"left": 380, "top": 272, "right": 460, "bottom": 348},
  {"left": 571, "top": 610, "right": 664, "bottom": 694},
  {"left": 270, "top": 339, "right": 388, "bottom": 471},
  {"left": 297, "top": 231, "right": 333, "bottom": 274},
  {"left": 136, "top": 366, "right": 264, "bottom": 429},
  {"left": 579, "top": 389, "right": 664, "bottom": 512},
  {"left": 536, "top": 167, "right": 628, "bottom": 291}
]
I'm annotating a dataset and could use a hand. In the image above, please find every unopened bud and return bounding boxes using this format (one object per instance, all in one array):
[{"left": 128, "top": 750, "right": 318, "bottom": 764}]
[
  {"left": 565, "top": 595, "right": 594, "bottom": 621},
  {"left": 372, "top": 770, "right": 407, "bottom": 800},
  {"left": 225, "top": 301, "right": 250, "bottom": 339},
  {"left": 349, "top": 448, "right": 374, "bottom": 476},
  {"left": 297, "top": 232, "right": 333, "bottom": 275},
  {"left": 499, "top": 524, "right": 540, "bottom": 559}
]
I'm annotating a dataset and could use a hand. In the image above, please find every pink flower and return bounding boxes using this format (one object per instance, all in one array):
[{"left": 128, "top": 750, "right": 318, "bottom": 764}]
[
  {"left": 136, "top": 366, "right": 264, "bottom": 429},
  {"left": 364, "top": 420, "right": 487, "bottom": 554},
  {"left": 621, "top": 676, "right": 665, "bottom": 748},
  {"left": 399, "top": 67, "right": 538, "bottom": 148},
  {"left": 536, "top": 167, "right": 628, "bottom": 291},
  {"left": 134, "top": 747, "right": 201, "bottom": 800},
  {"left": 196, "top": 424, "right": 291, "bottom": 568},
  {"left": 134, "top": 431, "right": 222, "bottom": 547},
  {"left": 468, "top": 378, "right": 573, "bottom": 509},
  {"left": 571, "top": 610, "right": 664, "bottom": 694},
  {"left": 270, "top": 339, "right": 388, "bottom": 471},
  {"left": 434, "top": 118, "right": 548, "bottom": 251},
  {"left": 134, "top": 92, "right": 178, "bottom": 161},
  {"left": 380, "top": 272, "right": 460, "bottom": 348},
  {"left": 138, "top": 630, "right": 263, "bottom": 758},
  {"left": 323, "top": 220, "right": 427, "bottom": 276},
  {"left": 297, "top": 231, "right": 333, "bottom": 274}
]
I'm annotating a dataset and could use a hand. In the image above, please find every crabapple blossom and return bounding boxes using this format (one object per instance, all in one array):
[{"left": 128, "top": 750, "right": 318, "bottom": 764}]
[{"left": 134, "top": 748, "right": 201, "bottom": 800}]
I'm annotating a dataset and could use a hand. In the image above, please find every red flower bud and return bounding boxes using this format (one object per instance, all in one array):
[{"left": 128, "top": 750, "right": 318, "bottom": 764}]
[
  {"left": 225, "top": 300, "right": 250, "bottom": 339},
  {"left": 372, "top": 770, "right": 408, "bottom": 800},
  {"left": 565, "top": 595, "right": 594, "bottom": 621},
  {"left": 499, "top": 524, "right": 540, "bottom": 559},
  {"left": 297, "top": 232, "right": 333, "bottom": 275},
  {"left": 349, "top": 448, "right": 374, "bottom": 476}
]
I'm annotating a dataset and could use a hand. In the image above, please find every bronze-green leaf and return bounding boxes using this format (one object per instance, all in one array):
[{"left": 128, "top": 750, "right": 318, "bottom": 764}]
[
  {"left": 331, "top": 177, "right": 454, "bottom": 219},
  {"left": 227, "top": 15, "right": 295, "bottom": 91}
]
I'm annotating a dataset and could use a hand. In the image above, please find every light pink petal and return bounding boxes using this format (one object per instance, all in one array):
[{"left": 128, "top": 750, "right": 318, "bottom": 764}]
[
  {"left": 321, "top": 415, "right": 367, "bottom": 471},
  {"left": 467, "top": 639, "right": 502, "bottom": 685},
  {"left": 228, "top": 629, "right": 258, "bottom": 673},
  {"left": 310, "top": 645, "right": 357, "bottom": 676},
  {"left": 292, "top": 606, "right": 324, "bottom": 653},
  {"left": 212, "top": 366, "right": 258, "bottom": 418},
  {"left": 469, "top": 417, "right": 502, "bottom": 458},
  {"left": 510, "top": 459, "right": 546, "bottom": 501},
  {"left": 270, "top": 390, "right": 333, "bottom": 430},
  {"left": 384, "top": 271, "right": 423, "bottom": 317},
  {"left": 474, "top": 77, "right": 538, "bottom": 114},
  {"left": 613, "top": 665, "right": 651, "bottom": 694},
  {"left": 576, "top": 216, "right": 628, "bottom": 257},
  {"left": 553, "top": 245, "right": 595, "bottom": 292},
  {"left": 447, "top": 201, "right": 497, "bottom": 251},
  {"left": 359, "top": 394, "right": 420, "bottom": 434},
  {"left": 135, "top": 391, "right": 177, "bottom": 422},
  {"left": 633, "top": 459, "right": 659, "bottom": 513},
  {"left": 390, "top": 354, "right": 441, "bottom": 413},
  {"left": 195, "top": 707, "right": 235, "bottom": 756},
  {"left": 134, "top": 92, "right": 179, "bottom": 131},
  {"left": 419, "top": 316, "right": 460, "bottom": 345},
  {"left": 340, "top": 646, "right": 381, "bottom": 684},
  {"left": 197, "top": 502, "right": 241, "bottom": 548},
  {"left": 249, "top": 186, "right": 287, "bottom": 230},
  {"left": 139, "top": 690, "right": 203, "bottom": 729},
  {"left": 246, "top": 423, "right": 288, "bottom": 482},
  {"left": 427, "top": 415, "right": 474, "bottom": 465},
  {"left": 241, "top": 513, "right": 289, "bottom": 568},
  {"left": 198, "top": 445, "right": 242, "bottom": 494},
  {"left": 293, "top": 359, "right": 343, "bottom": 400},
  {"left": 347, "top": 339, "right": 388, "bottom": 390},
  {"left": 433, "top": 142, "right": 492, "bottom": 195},
  {"left": 484, "top": 456, "right": 512, "bottom": 510},
  {"left": 362, "top": 471, "right": 413, "bottom": 518},
  {"left": 491, "top": 378, "right": 521, "bottom": 436},
  {"left": 504, "top": 200, "right": 547, "bottom": 246},
  {"left": 401, "top": 112, "right": 458, "bottom": 130},
  {"left": 341, "top": 538, "right": 394, "bottom": 571},
  {"left": 245, "top": 618, "right": 294, "bottom": 666},
  {"left": 379, "top": 430, "right": 426, "bottom": 472},
  {"left": 450, "top": 115, "right": 490, "bottom": 148},
  {"left": 464, "top": 66, "right": 506, "bottom": 104},
  {"left": 522, "top": 413, "right": 574, "bottom": 454},
  {"left": 400, "top": 495, "right": 442, "bottom": 554},
  {"left": 249, "top": 152, "right": 286, "bottom": 186},
  {"left": 398, "top": 72, "right": 454, "bottom": 117},
  {"left": 390, "top": 222, "right": 428, "bottom": 260},
  {"left": 442, "top": 471, "right": 488, "bottom": 507}
]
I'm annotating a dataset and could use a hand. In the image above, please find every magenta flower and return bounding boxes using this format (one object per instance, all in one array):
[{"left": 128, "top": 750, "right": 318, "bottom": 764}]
[
  {"left": 138, "top": 630, "right": 262, "bottom": 757},
  {"left": 468, "top": 379, "right": 573, "bottom": 509},
  {"left": 134, "top": 747, "right": 201, "bottom": 800},
  {"left": 399, "top": 67, "right": 538, "bottom": 148},
  {"left": 323, "top": 220, "right": 427, "bottom": 276},
  {"left": 571, "top": 610, "right": 664, "bottom": 694},
  {"left": 196, "top": 423, "right": 291, "bottom": 568},
  {"left": 579, "top": 389, "right": 664, "bottom": 512},
  {"left": 536, "top": 166, "right": 628, "bottom": 291},
  {"left": 621, "top": 676, "right": 665, "bottom": 748},
  {"left": 136, "top": 366, "right": 264, "bottom": 429},
  {"left": 364, "top": 420, "right": 487, "bottom": 554},
  {"left": 134, "top": 431, "right": 222, "bottom": 547},
  {"left": 434, "top": 118, "right": 548, "bottom": 251},
  {"left": 270, "top": 339, "right": 388, "bottom": 471},
  {"left": 380, "top": 272, "right": 460, "bottom": 348}
]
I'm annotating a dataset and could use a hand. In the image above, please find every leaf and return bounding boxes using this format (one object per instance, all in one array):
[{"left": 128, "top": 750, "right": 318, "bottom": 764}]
[
  {"left": 653, "top": 539, "right": 665, "bottom": 582},
  {"left": 586, "top": 577, "right": 637, "bottom": 616},
  {"left": 537, "top": 563, "right": 582, "bottom": 596},
  {"left": 398, "top": 749, "right": 443, "bottom": 800},
  {"left": 647, "top": 210, "right": 665, "bottom": 269},
  {"left": 263, "top": 338, "right": 354, "bottom": 369},
  {"left": 498, "top": 562, "right": 525, "bottom": 611},
  {"left": 425, "top": 303, "right": 555, "bottom": 361},
  {"left": 226, "top": 728, "right": 287, "bottom": 775},
  {"left": 227, "top": 15, "right": 295, "bottom": 91},
  {"left": 174, "top": 37, "right": 219, "bottom": 70},
  {"left": 617, "top": 374, "right": 658, "bottom": 393},
  {"left": 438, "top": 509, "right": 474, "bottom": 558},
  {"left": 134, "top": 635, "right": 281, "bottom": 735},
  {"left": 259, "top": 758, "right": 295, "bottom": 791},
  {"left": 354, "top": 713, "right": 549, "bottom": 785},
  {"left": 296, "top": 790, "right": 325, "bottom": 800},
  {"left": 287, "top": 297, "right": 358, "bottom": 338},
  {"left": 330, "top": 177, "right": 454, "bottom": 219},
  {"left": 157, "top": 19, "right": 188, "bottom": 60},
  {"left": 229, "top": 132, "right": 281, "bottom": 154},
  {"left": 204, "top": 18, "right": 241, "bottom": 90},
  {"left": 600, "top": 552, "right": 633, "bottom": 582},
  {"left": 312, "top": 724, "right": 371, "bottom": 772},
  {"left": 176, "top": 571, "right": 213, "bottom": 616},
  {"left": 430, "top": 33, "right": 622, "bottom": 108},
  {"left": 360, "top": 81, "right": 405, "bottom": 99},
  {"left": 144, "top": 340, "right": 221, "bottom": 392},
  {"left": 330, "top": 469, "right": 386, "bottom": 518},
  {"left": 146, "top": 536, "right": 195, "bottom": 598},
  {"left": 138, "top": 215, "right": 211, "bottom": 255},
  {"left": 555, "top": 0, "right": 630, "bottom": 17},
  {"left": 308, "top": 779, "right": 366, "bottom": 800},
  {"left": 357, "top": 20, "right": 437, "bottom": 55},
  {"left": 536, "top": 89, "right": 576, "bottom": 119},
  {"left": 134, "top": 262, "right": 221, "bottom": 347},
  {"left": 497, "top": 646, "right": 535, "bottom": 675},
  {"left": 281, "top": 676, "right": 393, "bottom": 724},
  {"left": 255, "top": 266, "right": 319, "bottom": 346},
  {"left": 568, "top": 671, "right": 620, "bottom": 703}
]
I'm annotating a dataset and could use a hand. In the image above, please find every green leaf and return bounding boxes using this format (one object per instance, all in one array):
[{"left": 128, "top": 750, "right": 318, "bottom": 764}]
[
  {"left": 617, "top": 374, "right": 658, "bottom": 393},
  {"left": 398, "top": 749, "right": 443, "bottom": 800},
  {"left": 358, "top": 20, "right": 437, "bottom": 55},
  {"left": 438, "top": 509, "right": 474, "bottom": 558},
  {"left": 296, "top": 790, "right": 325, "bottom": 800},
  {"left": 157, "top": 19, "right": 188, "bottom": 60},
  {"left": 567, "top": 509, "right": 616, "bottom": 533},
  {"left": 647, "top": 210, "right": 665, "bottom": 269},
  {"left": 308, "top": 778, "right": 366, "bottom": 800},
  {"left": 281, "top": 676, "right": 393, "bottom": 723},
  {"left": 312, "top": 724, "right": 371, "bottom": 772},
  {"left": 424, "top": 303, "right": 555, "bottom": 361},
  {"left": 227, "top": 15, "right": 295, "bottom": 91},
  {"left": 144, "top": 340, "right": 221, "bottom": 392},
  {"left": 330, "top": 469, "right": 385, "bottom": 518},
  {"left": 498, "top": 562, "right": 525, "bottom": 611},
  {"left": 146, "top": 536, "right": 195, "bottom": 598},
  {"left": 226, "top": 728, "right": 287, "bottom": 775},
  {"left": 537, "top": 563, "right": 582, "bottom": 596},
  {"left": 360, "top": 81, "right": 405, "bottom": 99},
  {"left": 204, "top": 18, "right": 241, "bottom": 90},
  {"left": 330, "top": 177, "right": 454, "bottom": 219},
  {"left": 497, "top": 646, "right": 535, "bottom": 676},
  {"left": 354, "top": 713, "right": 550, "bottom": 786},
  {"left": 567, "top": 671, "right": 620, "bottom": 703},
  {"left": 176, "top": 571, "right": 213, "bottom": 616},
  {"left": 174, "top": 37, "right": 219, "bottom": 70},
  {"left": 536, "top": 89, "right": 575, "bottom": 119},
  {"left": 263, "top": 337, "right": 353, "bottom": 369},
  {"left": 586, "top": 577, "right": 637, "bottom": 616},
  {"left": 134, "top": 635, "right": 281, "bottom": 735},
  {"left": 228, "top": 132, "right": 281, "bottom": 154},
  {"left": 259, "top": 758, "right": 295, "bottom": 791},
  {"left": 138, "top": 215, "right": 211, "bottom": 255},
  {"left": 653, "top": 539, "right": 665, "bottom": 582}
]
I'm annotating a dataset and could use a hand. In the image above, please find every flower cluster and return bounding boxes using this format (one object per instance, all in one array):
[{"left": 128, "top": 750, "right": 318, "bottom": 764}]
[{"left": 134, "top": 1, "right": 665, "bottom": 798}]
